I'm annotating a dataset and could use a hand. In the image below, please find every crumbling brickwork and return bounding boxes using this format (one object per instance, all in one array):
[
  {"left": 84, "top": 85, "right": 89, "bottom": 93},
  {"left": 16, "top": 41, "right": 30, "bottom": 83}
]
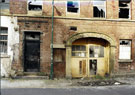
[{"left": 7, "top": 0, "right": 135, "bottom": 78}]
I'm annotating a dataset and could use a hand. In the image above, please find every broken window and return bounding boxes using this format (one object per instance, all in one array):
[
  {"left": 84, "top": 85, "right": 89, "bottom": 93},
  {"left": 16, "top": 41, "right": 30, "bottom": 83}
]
[
  {"left": 119, "top": 0, "right": 131, "bottom": 19},
  {"left": 67, "top": 1, "right": 79, "bottom": 13},
  {"left": 89, "top": 46, "right": 104, "bottom": 58},
  {"left": 93, "top": 0, "right": 106, "bottom": 18},
  {"left": 72, "top": 45, "right": 86, "bottom": 57},
  {"left": 0, "top": 27, "right": 8, "bottom": 54},
  {"left": 119, "top": 40, "right": 131, "bottom": 59},
  {"left": 28, "top": 0, "right": 43, "bottom": 11}
]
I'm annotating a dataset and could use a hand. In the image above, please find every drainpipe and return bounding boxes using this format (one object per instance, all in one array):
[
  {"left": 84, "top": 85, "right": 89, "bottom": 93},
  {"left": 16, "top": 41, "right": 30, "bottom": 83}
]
[{"left": 50, "top": 0, "right": 54, "bottom": 80}]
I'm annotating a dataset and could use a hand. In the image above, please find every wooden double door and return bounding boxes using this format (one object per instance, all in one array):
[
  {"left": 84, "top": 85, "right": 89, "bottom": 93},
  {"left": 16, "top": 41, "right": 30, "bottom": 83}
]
[{"left": 71, "top": 44, "right": 109, "bottom": 77}]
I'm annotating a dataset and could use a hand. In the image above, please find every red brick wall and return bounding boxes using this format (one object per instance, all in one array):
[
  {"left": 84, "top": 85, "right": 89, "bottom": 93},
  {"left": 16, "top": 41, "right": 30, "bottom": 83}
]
[{"left": 10, "top": 0, "right": 27, "bottom": 14}]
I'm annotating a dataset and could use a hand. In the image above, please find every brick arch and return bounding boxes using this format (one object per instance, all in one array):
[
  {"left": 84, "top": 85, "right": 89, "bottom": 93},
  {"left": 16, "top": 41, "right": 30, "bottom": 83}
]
[
  {"left": 66, "top": 32, "right": 116, "bottom": 78},
  {"left": 66, "top": 32, "right": 116, "bottom": 46}
]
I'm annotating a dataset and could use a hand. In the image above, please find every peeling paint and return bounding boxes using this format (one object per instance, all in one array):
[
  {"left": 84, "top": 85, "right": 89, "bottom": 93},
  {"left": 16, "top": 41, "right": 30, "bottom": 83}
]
[{"left": 0, "top": 16, "right": 19, "bottom": 77}]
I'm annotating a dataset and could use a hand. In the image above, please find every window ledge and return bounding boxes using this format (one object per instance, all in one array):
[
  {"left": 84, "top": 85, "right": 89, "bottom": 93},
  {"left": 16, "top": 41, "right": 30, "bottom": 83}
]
[
  {"left": 118, "top": 59, "right": 133, "bottom": 63},
  {"left": 0, "top": 54, "right": 10, "bottom": 58}
]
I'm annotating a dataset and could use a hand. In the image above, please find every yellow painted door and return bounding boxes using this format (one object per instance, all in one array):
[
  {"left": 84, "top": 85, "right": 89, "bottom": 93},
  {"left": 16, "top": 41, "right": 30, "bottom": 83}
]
[
  {"left": 88, "top": 45, "right": 106, "bottom": 77},
  {"left": 71, "top": 58, "right": 87, "bottom": 77}
]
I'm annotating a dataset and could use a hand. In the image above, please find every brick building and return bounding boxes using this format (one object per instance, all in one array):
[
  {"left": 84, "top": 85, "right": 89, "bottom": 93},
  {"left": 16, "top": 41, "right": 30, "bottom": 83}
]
[{"left": 1, "top": 0, "right": 135, "bottom": 78}]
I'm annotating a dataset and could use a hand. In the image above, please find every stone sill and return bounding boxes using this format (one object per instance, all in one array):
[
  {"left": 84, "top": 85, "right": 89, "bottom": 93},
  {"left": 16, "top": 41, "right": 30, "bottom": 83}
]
[
  {"left": 1, "top": 13, "right": 135, "bottom": 22},
  {"left": 0, "top": 54, "right": 10, "bottom": 58},
  {"left": 118, "top": 59, "right": 133, "bottom": 63}
]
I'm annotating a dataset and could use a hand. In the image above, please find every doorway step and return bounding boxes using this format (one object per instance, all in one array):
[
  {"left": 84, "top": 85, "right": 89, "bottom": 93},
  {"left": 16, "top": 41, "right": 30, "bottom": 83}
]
[{"left": 14, "top": 72, "right": 49, "bottom": 79}]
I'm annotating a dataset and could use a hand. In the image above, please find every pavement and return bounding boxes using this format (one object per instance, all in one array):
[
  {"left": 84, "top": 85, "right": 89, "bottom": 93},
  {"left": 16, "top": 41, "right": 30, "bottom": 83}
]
[
  {"left": 1, "top": 77, "right": 135, "bottom": 88},
  {"left": 1, "top": 86, "right": 135, "bottom": 95}
]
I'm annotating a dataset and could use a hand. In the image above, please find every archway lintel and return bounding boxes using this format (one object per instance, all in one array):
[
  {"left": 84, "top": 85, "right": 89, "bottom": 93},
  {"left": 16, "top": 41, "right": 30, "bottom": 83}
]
[{"left": 66, "top": 32, "right": 116, "bottom": 46}]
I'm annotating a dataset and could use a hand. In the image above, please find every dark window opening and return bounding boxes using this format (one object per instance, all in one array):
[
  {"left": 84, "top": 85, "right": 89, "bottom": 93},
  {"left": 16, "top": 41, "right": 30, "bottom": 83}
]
[
  {"left": 67, "top": 1, "right": 79, "bottom": 13},
  {"left": 93, "top": 0, "right": 106, "bottom": 18},
  {"left": 119, "top": 8, "right": 129, "bottom": 18},
  {"left": 70, "top": 26, "right": 77, "bottom": 31},
  {"left": 28, "top": 0, "right": 42, "bottom": 11},
  {"left": 94, "top": 7, "right": 105, "bottom": 17},
  {"left": 2, "top": 0, "right": 5, "bottom": 2},
  {"left": 119, "top": 0, "right": 130, "bottom": 19}
]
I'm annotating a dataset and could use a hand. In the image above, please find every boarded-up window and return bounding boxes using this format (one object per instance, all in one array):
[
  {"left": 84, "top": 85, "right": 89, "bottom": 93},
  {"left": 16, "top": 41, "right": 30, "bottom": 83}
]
[
  {"left": 54, "top": 49, "right": 65, "bottom": 63},
  {"left": 119, "top": 0, "right": 131, "bottom": 19},
  {"left": 0, "top": 27, "right": 8, "bottom": 54},
  {"left": 67, "top": 1, "right": 79, "bottom": 13},
  {"left": 93, "top": 0, "right": 106, "bottom": 18},
  {"left": 119, "top": 40, "right": 131, "bottom": 59}
]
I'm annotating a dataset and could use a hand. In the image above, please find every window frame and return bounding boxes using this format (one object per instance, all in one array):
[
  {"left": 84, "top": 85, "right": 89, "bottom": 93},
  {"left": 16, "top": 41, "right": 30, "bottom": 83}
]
[
  {"left": 93, "top": 0, "right": 106, "bottom": 18},
  {"left": 118, "top": 0, "right": 131, "bottom": 19},
  {"left": 66, "top": 0, "right": 80, "bottom": 14},
  {"left": 0, "top": 27, "right": 8, "bottom": 54},
  {"left": 27, "top": 0, "right": 43, "bottom": 11},
  {"left": 72, "top": 45, "right": 87, "bottom": 58},
  {"left": 119, "top": 39, "right": 132, "bottom": 60}
]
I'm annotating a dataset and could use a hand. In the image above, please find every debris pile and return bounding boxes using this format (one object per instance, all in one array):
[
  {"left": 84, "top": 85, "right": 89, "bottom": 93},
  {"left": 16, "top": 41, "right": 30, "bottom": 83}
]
[{"left": 77, "top": 80, "right": 129, "bottom": 86}]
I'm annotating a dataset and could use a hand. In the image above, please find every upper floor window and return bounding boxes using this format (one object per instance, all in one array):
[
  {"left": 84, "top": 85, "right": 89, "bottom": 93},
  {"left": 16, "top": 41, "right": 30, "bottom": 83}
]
[
  {"left": 93, "top": 0, "right": 106, "bottom": 18},
  {"left": 119, "top": 40, "right": 131, "bottom": 60},
  {"left": 28, "top": 0, "right": 43, "bottom": 11},
  {"left": 119, "top": 0, "right": 131, "bottom": 19},
  {"left": 0, "top": 27, "right": 8, "bottom": 54},
  {"left": 67, "top": 1, "right": 79, "bottom": 13}
]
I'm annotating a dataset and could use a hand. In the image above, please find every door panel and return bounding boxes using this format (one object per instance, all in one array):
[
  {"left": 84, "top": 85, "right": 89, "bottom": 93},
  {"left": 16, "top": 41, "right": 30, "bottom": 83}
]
[
  {"left": 71, "top": 41, "right": 109, "bottom": 78},
  {"left": 72, "top": 58, "right": 87, "bottom": 77},
  {"left": 24, "top": 32, "right": 40, "bottom": 72}
]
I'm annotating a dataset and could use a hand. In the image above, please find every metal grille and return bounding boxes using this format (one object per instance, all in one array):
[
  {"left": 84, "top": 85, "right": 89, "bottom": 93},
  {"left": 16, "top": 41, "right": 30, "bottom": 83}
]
[{"left": 0, "top": 27, "right": 8, "bottom": 54}]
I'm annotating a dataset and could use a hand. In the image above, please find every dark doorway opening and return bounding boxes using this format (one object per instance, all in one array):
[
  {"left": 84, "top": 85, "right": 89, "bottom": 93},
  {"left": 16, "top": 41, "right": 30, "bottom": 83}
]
[
  {"left": 90, "top": 59, "right": 97, "bottom": 75},
  {"left": 24, "top": 32, "right": 40, "bottom": 72}
]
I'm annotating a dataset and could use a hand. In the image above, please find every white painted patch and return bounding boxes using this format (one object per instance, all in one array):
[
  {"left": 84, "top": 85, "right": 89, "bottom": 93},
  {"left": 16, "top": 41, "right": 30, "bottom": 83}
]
[{"left": 0, "top": 16, "right": 19, "bottom": 77}]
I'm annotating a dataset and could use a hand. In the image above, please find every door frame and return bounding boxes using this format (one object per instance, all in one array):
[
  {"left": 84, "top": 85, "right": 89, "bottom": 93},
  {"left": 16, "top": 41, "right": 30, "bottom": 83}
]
[
  {"left": 66, "top": 32, "right": 116, "bottom": 78},
  {"left": 23, "top": 31, "right": 41, "bottom": 72}
]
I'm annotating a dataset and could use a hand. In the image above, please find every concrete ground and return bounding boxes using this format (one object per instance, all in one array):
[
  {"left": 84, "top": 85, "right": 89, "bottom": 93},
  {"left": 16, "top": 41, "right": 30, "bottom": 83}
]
[
  {"left": 1, "top": 77, "right": 135, "bottom": 88},
  {"left": 1, "top": 86, "right": 135, "bottom": 95}
]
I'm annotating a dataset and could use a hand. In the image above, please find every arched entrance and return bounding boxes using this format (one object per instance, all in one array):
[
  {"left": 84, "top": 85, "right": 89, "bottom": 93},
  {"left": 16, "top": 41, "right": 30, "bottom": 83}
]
[{"left": 66, "top": 32, "right": 116, "bottom": 78}]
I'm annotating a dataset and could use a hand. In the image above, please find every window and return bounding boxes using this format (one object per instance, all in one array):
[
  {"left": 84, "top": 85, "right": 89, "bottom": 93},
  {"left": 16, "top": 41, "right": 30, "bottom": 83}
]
[
  {"left": 119, "top": 0, "right": 131, "bottom": 19},
  {"left": 0, "top": 27, "right": 8, "bottom": 54},
  {"left": 89, "top": 46, "right": 104, "bottom": 58},
  {"left": 67, "top": 1, "right": 79, "bottom": 13},
  {"left": 72, "top": 45, "right": 86, "bottom": 57},
  {"left": 93, "top": 0, "right": 106, "bottom": 18},
  {"left": 70, "top": 26, "right": 77, "bottom": 31},
  {"left": 1, "top": 0, "right": 5, "bottom": 3},
  {"left": 119, "top": 40, "right": 131, "bottom": 59},
  {"left": 28, "top": 0, "right": 43, "bottom": 11}
]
